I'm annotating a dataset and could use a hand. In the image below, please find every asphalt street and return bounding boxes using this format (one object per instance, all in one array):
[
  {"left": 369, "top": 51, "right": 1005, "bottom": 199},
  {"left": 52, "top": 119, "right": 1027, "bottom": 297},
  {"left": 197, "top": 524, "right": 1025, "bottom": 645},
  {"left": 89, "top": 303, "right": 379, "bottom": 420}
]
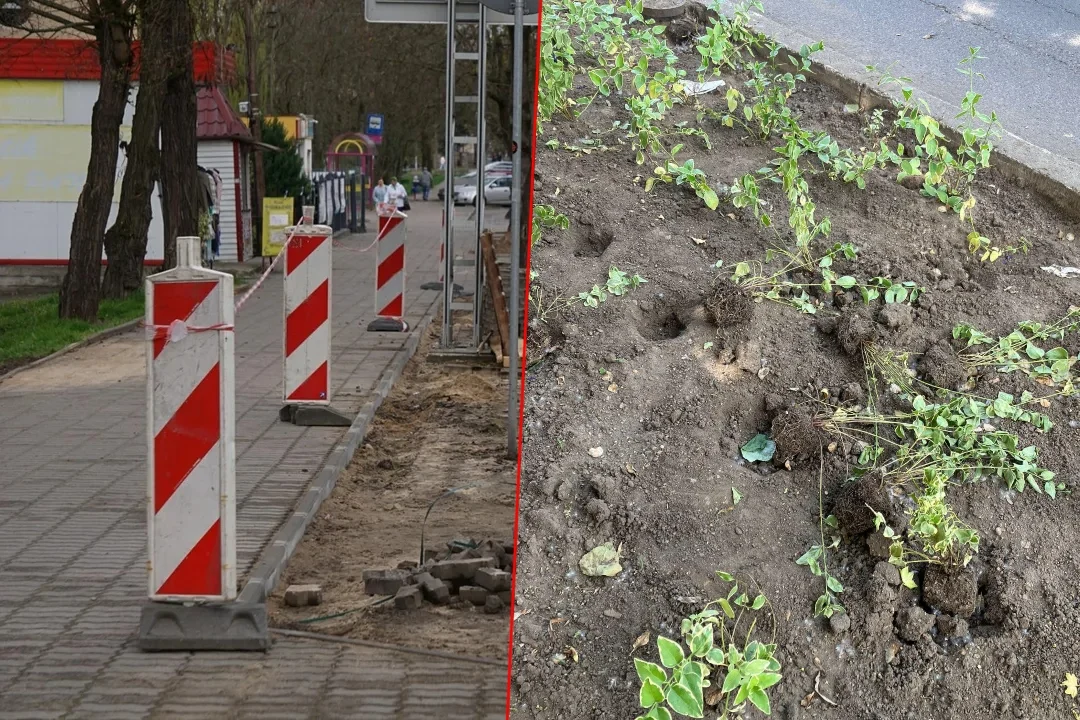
[{"left": 736, "top": 0, "right": 1080, "bottom": 189}]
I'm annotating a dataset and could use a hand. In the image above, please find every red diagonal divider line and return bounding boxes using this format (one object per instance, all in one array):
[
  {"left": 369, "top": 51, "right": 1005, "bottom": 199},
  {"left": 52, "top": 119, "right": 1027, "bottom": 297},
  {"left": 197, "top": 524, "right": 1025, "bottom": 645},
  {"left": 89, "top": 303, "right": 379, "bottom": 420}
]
[
  {"left": 286, "top": 235, "right": 326, "bottom": 275},
  {"left": 377, "top": 245, "right": 405, "bottom": 288},
  {"left": 154, "top": 364, "right": 220, "bottom": 512},
  {"left": 156, "top": 519, "right": 221, "bottom": 596},
  {"left": 286, "top": 361, "right": 328, "bottom": 401},
  {"left": 285, "top": 279, "right": 329, "bottom": 356},
  {"left": 152, "top": 281, "right": 216, "bottom": 358}
]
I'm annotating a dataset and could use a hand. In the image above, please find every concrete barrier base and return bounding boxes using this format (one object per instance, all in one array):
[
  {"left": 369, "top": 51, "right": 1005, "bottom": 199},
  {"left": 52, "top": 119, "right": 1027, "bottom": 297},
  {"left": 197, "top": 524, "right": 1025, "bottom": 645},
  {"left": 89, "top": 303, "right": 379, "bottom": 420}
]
[{"left": 137, "top": 601, "right": 270, "bottom": 651}]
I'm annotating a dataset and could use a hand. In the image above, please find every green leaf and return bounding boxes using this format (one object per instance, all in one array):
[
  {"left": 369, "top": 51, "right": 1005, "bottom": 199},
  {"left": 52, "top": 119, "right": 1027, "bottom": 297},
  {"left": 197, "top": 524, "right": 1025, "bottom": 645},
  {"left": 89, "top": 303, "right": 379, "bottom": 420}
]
[
  {"left": 636, "top": 658, "right": 668, "bottom": 686},
  {"left": 640, "top": 678, "right": 665, "bottom": 708},
  {"left": 645, "top": 707, "right": 672, "bottom": 720},
  {"left": 795, "top": 546, "right": 821, "bottom": 566},
  {"left": 751, "top": 594, "right": 766, "bottom": 610},
  {"left": 756, "top": 672, "right": 782, "bottom": 690},
  {"left": 1045, "top": 347, "right": 1069, "bottom": 361},
  {"left": 835, "top": 275, "right": 857, "bottom": 289},
  {"left": 666, "top": 682, "right": 704, "bottom": 718},
  {"left": 1045, "top": 481, "right": 1057, "bottom": 499},
  {"left": 718, "top": 598, "right": 735, "bottom": 620},
  {"left": 826, "top": 575, "right": 844, "bottom": 594},
  {"left": 731, "top": 487, "right": 742, "bottom": 505},
  {"left": 900, "top": 566, "right": 917, "bottom": 589},
  {"left": 740, "top": 434, "right": 776, "bottom": 462},
  {"left": 701, "top": 187, "right": 720, "bottom": 210},
  {"left": 721, "top": 669, "right": 743, "bottom": 693},
  {"left": 657, "top": 636, "right": 686, "bottom": 668},
  {"left": 705, "top": 648, "right": 726, "bottom": 666},
  {"left": 715, "top": 571, "right": 734, "bottom": 582},
  {"left": 748, "top": 687, "right": 772, "bottom": 715},
  {"left": 743, "top": 659, "right": 770, "bottom": 677}
]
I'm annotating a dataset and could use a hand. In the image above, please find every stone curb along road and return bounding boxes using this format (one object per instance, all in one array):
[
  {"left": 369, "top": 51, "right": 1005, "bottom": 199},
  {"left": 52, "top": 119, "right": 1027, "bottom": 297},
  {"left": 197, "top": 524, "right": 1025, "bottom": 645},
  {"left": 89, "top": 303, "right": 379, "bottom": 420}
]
[
  {"left": 238, "top": 313, "right": 436, "bottom": 607},
  {"left": 687, "top": 0, "right": 1080, "bottom": 220}
]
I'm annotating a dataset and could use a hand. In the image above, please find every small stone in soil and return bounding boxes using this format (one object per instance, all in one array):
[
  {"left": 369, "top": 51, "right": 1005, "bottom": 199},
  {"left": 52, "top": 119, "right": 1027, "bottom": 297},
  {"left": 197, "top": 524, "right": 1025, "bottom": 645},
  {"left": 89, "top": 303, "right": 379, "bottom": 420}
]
[
  {"left": 604, "top": 609, "right": 622, "bottom": 619},
  {"left": 829, "top": 612, "right": 851, "bottom": 634},
  {"left": 895, "top": 606, "right": 935, "bottom": 642},
  {"left": 484, "top": 595, "right": 505, "bottom": 614}
]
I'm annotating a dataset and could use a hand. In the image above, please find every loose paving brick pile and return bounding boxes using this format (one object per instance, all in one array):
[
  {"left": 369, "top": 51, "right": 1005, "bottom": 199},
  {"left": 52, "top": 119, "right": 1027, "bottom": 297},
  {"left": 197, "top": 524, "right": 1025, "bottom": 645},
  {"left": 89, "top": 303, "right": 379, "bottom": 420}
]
[{"left": 363, "top": 539, "right": 514, "bottom": 614}]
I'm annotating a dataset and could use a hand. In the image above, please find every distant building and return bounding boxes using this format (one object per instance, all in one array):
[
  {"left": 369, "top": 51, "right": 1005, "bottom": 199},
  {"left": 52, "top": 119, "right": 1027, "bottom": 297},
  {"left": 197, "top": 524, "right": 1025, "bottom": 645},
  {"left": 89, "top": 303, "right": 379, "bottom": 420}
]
[
  {"left": 245, "top": 114, "right": 317, "bottom": 177},
  {"left": 0, "top": 38, "right": 255, "bottom": 285}
]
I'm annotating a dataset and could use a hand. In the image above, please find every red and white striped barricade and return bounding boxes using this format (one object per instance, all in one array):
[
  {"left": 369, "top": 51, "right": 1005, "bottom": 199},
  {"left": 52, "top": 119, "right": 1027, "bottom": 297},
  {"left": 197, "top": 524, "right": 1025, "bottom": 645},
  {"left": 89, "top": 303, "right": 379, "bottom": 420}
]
[
  {"left": 367, "top": 202, "right": 409, "bottom": 332},
  {"left": 145, "top": 236, "right": 236, "bottom": 602},
  {"left": 280, "top": 221, "right": 351, "bottom": 426}
]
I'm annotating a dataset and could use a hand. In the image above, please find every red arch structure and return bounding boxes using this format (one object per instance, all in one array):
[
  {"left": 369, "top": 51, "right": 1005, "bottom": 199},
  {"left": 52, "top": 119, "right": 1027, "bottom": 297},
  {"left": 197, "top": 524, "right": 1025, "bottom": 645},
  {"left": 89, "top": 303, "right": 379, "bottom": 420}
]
[{"left": 325, "top": 132, "right": 377, "bottom": 179}]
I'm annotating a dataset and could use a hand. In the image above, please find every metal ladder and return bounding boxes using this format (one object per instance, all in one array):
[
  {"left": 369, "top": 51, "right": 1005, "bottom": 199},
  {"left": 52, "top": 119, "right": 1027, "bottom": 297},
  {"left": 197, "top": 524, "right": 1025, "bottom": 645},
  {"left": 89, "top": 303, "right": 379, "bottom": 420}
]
[{"left": 441, "top": 0, "right": 488, "bottom": 351}]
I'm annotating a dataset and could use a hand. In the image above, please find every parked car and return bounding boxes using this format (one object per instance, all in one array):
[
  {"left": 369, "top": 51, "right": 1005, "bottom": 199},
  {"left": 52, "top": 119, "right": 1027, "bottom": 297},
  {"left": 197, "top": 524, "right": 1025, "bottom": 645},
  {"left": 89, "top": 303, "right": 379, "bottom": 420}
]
[{"left": 484, "top": 176, "right": 513, "bottom": 205}]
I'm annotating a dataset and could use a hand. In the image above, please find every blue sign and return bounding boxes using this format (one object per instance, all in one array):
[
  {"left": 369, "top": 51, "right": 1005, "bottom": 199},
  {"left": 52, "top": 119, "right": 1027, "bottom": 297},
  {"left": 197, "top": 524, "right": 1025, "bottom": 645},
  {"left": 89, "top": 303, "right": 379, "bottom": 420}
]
[{"left": 366, "top": 113, "right": 385, "bottom": 143}]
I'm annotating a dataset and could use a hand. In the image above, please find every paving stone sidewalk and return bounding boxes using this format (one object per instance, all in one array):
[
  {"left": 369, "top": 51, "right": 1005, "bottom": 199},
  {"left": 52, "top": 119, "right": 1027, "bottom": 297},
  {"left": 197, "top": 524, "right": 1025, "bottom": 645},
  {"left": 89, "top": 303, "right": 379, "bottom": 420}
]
[{"left": 0, "top": 202, "right": 506, "bottom": 718}]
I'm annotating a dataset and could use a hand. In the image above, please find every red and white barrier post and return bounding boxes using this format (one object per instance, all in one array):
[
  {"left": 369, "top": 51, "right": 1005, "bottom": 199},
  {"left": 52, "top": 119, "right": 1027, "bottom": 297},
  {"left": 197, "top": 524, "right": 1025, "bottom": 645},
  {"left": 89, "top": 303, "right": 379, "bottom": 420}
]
[
  {"left": 280, "top": 217, "right": 350, "bottom": 426},
  {"left": 367, "top": 202, "right": 409, "bottom": 332},
  {"left": 145, "top": 236, "right": 236, "bottom": 603}
]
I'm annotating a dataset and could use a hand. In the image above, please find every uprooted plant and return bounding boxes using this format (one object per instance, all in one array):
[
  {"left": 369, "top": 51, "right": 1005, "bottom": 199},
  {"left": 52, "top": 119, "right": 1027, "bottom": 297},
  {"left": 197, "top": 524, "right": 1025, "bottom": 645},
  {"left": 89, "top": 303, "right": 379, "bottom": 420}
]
[
  {"left": 575, "top": 266, "right": 648, "bottom": 307},
  {"left": 635, "top": 572, "right": 782, "bottom": 719},
  {"left": 953, "top": 308, "right": 1080, "bottom": 391},
  {"left": 728, "top": 241, "right": 924, "bottom": 316},
  {"left": 796, "top": 452, "right": 845, "bottom": 618}
]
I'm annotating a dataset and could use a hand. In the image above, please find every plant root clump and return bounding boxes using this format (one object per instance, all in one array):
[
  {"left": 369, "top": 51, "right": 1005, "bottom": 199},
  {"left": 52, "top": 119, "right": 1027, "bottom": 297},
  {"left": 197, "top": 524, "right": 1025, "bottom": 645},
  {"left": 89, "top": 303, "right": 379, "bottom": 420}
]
[
  {"left": 831, "top": 478, "right": 907, "bottom": 539},
  {"left": 922, "top": 564, "right": 978, "bottom": 617},
  {"left": 919, "top": 341, "right": 970, "bottom": 391},
  {"left": 835, "top": 307, "right": 879, "bottom": 358},
  {"left": 770, "top": 404, "right": 824, "bottom": 462},
  {"left": 703, "top": 280, "right": 753, "bottom": 328}
]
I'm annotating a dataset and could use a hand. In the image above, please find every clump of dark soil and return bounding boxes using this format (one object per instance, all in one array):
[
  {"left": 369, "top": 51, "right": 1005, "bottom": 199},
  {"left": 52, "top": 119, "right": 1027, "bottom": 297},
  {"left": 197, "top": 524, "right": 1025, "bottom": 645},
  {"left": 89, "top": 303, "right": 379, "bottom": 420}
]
[
  {"left": 920, "top": 340, "right": 970, "bottom": 390},
  {"left": 831, "top": 478, "right": 906, "bottom": 538},
  {"left": 769, "top": 403, "right": 823, "bottom": 462},
  {"left": 835, "top": 306, "right": 878, "bottom": 358},
  {"left": 922, "top": 564, "right": 978, "bottom": 617},
  {"left": 703, "top": 280, "right": 753, "bottom": 328}
]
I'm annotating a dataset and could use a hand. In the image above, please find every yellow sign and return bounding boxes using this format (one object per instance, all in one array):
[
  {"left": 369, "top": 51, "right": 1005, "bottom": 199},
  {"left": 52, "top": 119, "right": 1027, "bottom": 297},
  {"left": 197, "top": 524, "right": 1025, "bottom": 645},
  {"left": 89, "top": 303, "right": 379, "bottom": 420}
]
[{"left": 262, "top": 197, "right": 294, "bottom": 257}]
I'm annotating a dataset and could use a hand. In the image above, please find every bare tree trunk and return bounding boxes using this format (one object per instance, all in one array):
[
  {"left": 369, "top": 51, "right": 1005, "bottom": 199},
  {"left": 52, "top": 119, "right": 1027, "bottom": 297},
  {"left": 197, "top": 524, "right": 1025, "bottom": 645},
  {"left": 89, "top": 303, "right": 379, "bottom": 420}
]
[
  {"left": 159, "top": 0, "right": 199, "bottom": 269},
  {"left": 59, "top": 17, "right": 133, "bottom": 320},
  {"left": 102, "top": 0, "right": 167, "bottom": 298}
]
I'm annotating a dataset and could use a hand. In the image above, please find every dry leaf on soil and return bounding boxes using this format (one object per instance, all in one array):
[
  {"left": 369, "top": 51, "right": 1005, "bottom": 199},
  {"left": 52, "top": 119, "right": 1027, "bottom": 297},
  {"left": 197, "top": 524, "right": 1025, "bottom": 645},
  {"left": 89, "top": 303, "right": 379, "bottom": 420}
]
[{"left": 579, "top": 542, "right": 623, "bottom": 577}]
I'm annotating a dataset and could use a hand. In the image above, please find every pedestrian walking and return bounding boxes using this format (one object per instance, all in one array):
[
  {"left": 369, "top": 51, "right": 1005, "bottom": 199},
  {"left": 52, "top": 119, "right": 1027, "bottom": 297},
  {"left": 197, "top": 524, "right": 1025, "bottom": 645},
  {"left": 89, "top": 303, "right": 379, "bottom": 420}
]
[
  {"left": 411, "top": 173, "right": 421, "bottom": 200},
  {"left": 421, "top": 167, "right": 433, "bottom": 201},
  {"left": 373, "top": 178, "right": 389, "bottom": 206},
  {"left": 388, "top": 176, "right": 408, "bottom": 211}
]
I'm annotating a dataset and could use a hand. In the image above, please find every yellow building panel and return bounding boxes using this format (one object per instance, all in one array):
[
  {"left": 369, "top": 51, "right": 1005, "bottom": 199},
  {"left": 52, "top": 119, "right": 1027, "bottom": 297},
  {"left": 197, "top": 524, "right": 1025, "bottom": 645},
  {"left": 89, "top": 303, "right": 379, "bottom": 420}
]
[
  {"left": 0, "top": 124, "right": 131, "bottom": 202},
  {"left": 0, "top": 80, "right": 64, "bottom": 122}
]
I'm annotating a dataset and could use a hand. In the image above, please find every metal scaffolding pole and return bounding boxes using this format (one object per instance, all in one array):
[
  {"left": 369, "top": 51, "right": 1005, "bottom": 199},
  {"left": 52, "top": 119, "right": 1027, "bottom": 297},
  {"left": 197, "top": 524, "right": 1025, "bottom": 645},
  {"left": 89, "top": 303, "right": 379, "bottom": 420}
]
[
  {"left": 440, "top": 2, "right": 457, "bottom": 348},
  {"left": 506, "top": 0, "right": 524, "bottom": 459}
]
